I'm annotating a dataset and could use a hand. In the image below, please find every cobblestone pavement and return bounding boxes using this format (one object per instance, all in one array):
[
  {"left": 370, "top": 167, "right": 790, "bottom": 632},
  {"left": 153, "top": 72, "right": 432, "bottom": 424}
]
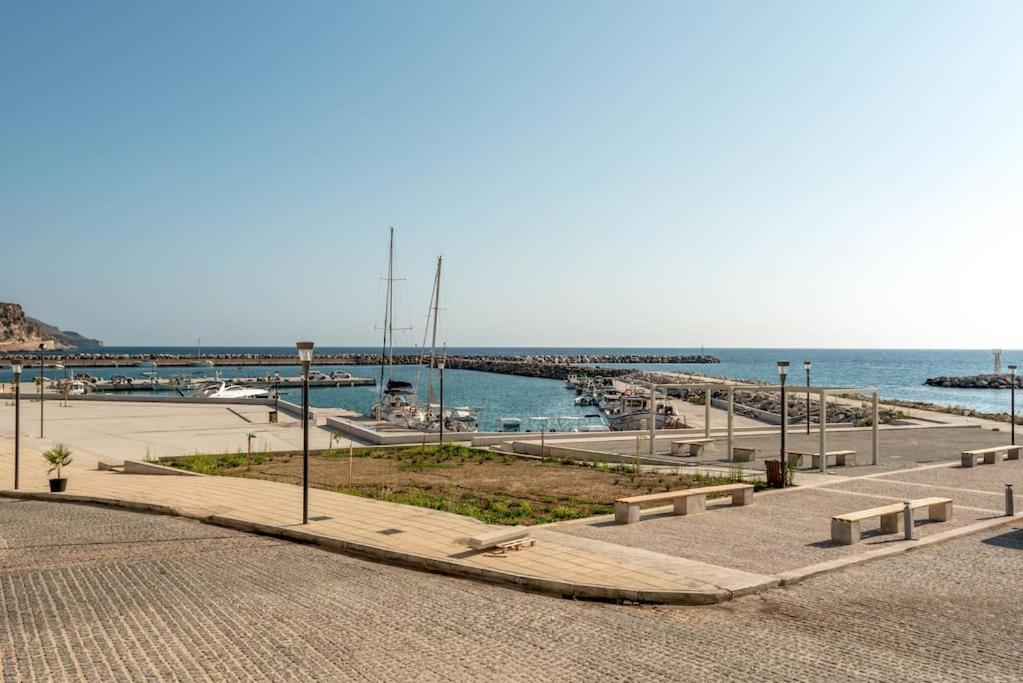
[{"left": 3, "top": 499, "right": 1023, "bottom": 682}]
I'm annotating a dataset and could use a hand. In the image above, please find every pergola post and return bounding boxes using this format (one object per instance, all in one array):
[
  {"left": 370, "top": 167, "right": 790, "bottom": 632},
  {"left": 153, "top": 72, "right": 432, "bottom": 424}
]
[
  {"left": 649, "top": 382, "right": 656, "bottom": 455},
  {"left": 727, "top": 387, "right": 734, "bottom": 462},
  {"left": 704, "top": 388, "right": 711, "bottom": 438},
  {"left": 818, "top": 389, "right": 827, "bottom": 473},
  {"left": 872, "top": 390, "right": 879, "bottom": 466}
]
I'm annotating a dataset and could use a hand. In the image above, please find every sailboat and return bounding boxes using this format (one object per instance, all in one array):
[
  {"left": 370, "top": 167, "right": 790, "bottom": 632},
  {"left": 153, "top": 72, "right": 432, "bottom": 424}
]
[
  {"left": 370, "top": 232, "right": 479, "bottom": 432},
  {"left": 371, "top": 228, "right": 421, "bottom": 427}
]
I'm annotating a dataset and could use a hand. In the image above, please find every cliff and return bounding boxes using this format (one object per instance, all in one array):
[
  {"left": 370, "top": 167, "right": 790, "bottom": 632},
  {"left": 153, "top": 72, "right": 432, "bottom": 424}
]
[{"left": 0, "top": 302, "right": 102, "bottom": 350}]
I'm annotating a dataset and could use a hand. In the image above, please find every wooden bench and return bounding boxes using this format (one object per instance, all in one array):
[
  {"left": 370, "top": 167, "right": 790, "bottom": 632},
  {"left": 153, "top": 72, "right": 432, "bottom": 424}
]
[
  {"left": 614, "top": 484, "right": 753, "bottom": 524},
  {"left": 670, "top": 438, "right": 715, "bottom": 456},
  {"left": 787, "top": 449, "right": 857, "bottom": 469},
  {"left": 961, "top": 445, "right": 1023, "bottom": 468},
  {"left": 468, "top": 527, "right": 534, "bottom": 553},
  {"left": 732, "top": 446, "right": 759, "bottom": 462},
  {"left": 831, "top": 497, "right": 953, "bottom": 545}
]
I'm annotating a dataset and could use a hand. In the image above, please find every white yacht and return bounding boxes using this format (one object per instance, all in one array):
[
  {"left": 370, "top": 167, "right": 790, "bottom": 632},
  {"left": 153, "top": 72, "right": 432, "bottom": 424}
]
[{"left": 194, "top": 381, "right": 269, "bottom": 399}]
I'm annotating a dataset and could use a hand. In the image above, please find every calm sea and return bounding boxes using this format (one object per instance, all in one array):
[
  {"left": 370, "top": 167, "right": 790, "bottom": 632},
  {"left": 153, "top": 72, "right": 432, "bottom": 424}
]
[{"left": 3, "top": 347, "right": 1019, "bottom": 429}]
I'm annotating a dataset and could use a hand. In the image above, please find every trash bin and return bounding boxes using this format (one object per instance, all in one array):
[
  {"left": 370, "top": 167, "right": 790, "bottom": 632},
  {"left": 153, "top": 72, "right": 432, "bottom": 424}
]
[
  {"left": 765, "top": 459, "right": 785, "bottom": 488},
  {"left": 268, "top": 409, "right": 278, "bottom": 424}
]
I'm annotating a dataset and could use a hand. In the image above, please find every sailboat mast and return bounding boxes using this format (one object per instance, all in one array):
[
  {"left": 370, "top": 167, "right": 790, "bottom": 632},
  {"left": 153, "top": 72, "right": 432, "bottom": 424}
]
[
  {"left": 379, "top": 227, "right": 394, "bottom": 396},
  {"left": 424, "top": 256, "right": 442, "bottom": 406}
]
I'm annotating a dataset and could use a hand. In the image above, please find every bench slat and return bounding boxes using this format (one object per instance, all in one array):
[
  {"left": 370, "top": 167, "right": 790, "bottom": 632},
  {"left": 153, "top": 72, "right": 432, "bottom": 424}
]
[
  {"left": 834, "top": 497, "right": 951, "bottom": 523},
  {"left": 617, "top": 483, "right": 751, "bottom": 505},
  {"left": 963, "top": 445, "right": 1023, "bottom": 455}
]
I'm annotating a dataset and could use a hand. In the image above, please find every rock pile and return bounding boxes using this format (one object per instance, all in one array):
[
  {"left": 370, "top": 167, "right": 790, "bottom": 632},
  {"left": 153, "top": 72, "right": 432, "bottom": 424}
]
[{"left": 924, "top": 374, "right": 1021, "bottom": 389}]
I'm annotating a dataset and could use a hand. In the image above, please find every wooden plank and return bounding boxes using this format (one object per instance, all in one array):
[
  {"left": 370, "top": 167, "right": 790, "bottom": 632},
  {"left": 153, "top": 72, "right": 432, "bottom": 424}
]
[
  {"left": 468, "top": 527, "right": 530, "bottom": 550},
  {"left": 617, "top": 483, "right": 751, "bottom": 505},
  {"left": 963, "top": 445, "right": 1023, "bottom": 456},
  {"left": 834, "top": 497, "right": 951, "bottom": 523}
]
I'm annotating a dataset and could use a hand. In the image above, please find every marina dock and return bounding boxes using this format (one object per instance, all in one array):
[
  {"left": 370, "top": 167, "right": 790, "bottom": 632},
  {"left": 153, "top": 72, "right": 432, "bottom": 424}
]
[{"left": 88, "top": 375, "right": 375, "bottom": 393}]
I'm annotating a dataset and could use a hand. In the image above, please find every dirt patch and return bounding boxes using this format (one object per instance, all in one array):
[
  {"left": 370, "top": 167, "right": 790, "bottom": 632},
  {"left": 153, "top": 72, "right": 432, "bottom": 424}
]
[{"left": 168, "top": 446, "right": 750, "bottom": 525}]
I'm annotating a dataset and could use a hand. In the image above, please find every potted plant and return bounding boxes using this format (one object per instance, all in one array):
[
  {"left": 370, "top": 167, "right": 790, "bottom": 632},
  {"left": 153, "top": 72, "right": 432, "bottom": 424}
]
[{"left": 43, "top": 443, "right": 73, "bottom": 493}]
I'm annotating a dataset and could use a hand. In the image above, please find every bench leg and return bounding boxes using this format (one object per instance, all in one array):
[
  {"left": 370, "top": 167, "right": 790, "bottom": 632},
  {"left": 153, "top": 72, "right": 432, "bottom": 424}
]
[
  {"left": 832, "top": 519, "right": 860, "bottom": 545},
  {"left": 671, "top": 443, "right": 683, "bottom": 456},
  {"left": 880, "top": 512, "right": 900, "bottom": 534},
  {"left": 730, "top": 488, "right": 753, "bottom": 506},
  {"left": 1008, "top": 449, "right": 1021, "bottom": 461},
  {"left": 674, "top": 494, "right": 706, "bottom": 516},
  {"left": 614, "top": 502, "right": 640, "bottom": 524},
  {"left": 811, "top": 454, "right": 823, "bottom": 470},
  {"left": 836, "top": 453, "right": 854, "bottom": 466},
  {"left": 734, "top": 449, "right": 754, "bottom": 463},
  {"left": 928, "top": 501, "right": 952, "bottom": 522},
  {"left": 787, "top": 453, "right": 802, "bottom": 469},
  {"left": 688, "top": 444, "right": 702, "bottom": 457},
  {"left": 961, "top": 454, "right": 976, "bottom": 468},
  {"left": 985, "top": 452, "right": 1000, "bottom": 465}
]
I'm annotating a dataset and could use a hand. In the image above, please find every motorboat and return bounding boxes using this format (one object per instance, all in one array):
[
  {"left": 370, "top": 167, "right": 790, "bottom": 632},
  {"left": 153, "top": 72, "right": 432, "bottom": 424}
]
[
  {"left": 69, "top": 381, "right": 88, "bottom": 396},
  {"left": 497, "top": 417, "right": 523, "bottom": 432},
  {"left": 578, "top": 414, "right": 610, "bottom": 432},
  {"left": 194, "top": 381, "right": 269, "bottom": 399}
]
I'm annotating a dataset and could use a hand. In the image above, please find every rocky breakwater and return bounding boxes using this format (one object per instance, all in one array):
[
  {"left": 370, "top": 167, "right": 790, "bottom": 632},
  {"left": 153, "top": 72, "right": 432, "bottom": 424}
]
[
  {"left": 517, "top": 354, "right": 719, "bottom": 364},
  {"left": 925, "top": 374, "right": 1021, "bottom": 389},
  {"left": 442, "top": 358, "right": 634, "bottom": 381}
]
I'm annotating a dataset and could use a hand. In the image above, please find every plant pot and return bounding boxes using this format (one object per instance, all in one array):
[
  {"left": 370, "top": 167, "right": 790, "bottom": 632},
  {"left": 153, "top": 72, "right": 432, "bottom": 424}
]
[{"left": 49, "top": 478, "right": 68, "bottom": 493}]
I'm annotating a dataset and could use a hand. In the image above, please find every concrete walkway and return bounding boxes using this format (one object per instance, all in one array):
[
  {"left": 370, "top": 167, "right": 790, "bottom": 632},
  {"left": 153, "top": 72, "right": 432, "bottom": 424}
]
[{"left": 0, "top": 406, "right": 775, "bottom": 604}]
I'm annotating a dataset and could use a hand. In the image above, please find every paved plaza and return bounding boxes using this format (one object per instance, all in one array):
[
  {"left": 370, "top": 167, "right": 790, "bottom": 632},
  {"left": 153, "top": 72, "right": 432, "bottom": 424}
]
[{"left": 2, "top": 498, "right": 1022, "bottom": 682}]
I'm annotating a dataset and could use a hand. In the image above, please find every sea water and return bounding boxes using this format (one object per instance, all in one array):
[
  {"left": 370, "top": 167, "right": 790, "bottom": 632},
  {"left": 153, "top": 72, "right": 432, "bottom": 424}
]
[{"left": 2, "top": 347, "right": 1019, "bottom": 427}]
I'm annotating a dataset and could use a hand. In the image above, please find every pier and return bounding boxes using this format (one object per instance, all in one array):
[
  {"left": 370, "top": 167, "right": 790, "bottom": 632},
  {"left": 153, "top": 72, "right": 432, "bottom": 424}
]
[{"left": 87, "top": 375, "right": 375, "bottom": 393}]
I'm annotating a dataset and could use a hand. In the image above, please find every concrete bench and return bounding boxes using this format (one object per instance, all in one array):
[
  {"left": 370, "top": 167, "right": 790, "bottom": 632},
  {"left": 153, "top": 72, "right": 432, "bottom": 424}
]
[
  {"left": 670, "top": 438, "right": 715, "bottom": 456},
  {"left": 468, "top": 527, "right": 533, "bottom": 552},
  {"left": 831, "top": 497, "right": 953, "bottom": 545},
  {"left": 732, "top": 446, "right": 759, "bottom": 462},
  {"left": 787, "top": 449, "right": 856, "bottom": 469},
  {"left": 961, "top": 445, "right": 1023, "bottom": 468},
  {"left": 614, "top": 483, "right": 753, "bottom": 524}
]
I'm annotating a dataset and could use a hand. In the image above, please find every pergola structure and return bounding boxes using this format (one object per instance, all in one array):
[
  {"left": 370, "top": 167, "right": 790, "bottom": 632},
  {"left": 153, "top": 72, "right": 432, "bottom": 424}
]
[{"left": 642, "top": 381, "right": 880, "bottom": 472}]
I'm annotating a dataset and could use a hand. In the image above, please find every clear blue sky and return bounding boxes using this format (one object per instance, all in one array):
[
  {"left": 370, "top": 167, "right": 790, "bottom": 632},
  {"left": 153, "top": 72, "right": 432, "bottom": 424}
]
[{"left": 3, "top": 1, "right": 1021, "bottom": 348}]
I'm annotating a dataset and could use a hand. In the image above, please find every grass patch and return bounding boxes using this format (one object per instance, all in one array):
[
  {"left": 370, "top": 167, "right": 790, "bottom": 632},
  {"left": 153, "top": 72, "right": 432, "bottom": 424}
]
[{"left": 165, "top": 443, "right": 764, "bottom": 525}]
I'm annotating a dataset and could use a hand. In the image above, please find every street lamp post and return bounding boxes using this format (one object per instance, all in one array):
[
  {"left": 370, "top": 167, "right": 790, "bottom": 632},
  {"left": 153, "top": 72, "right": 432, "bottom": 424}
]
[
  {"left": 804, "top": 361, "right": 812, "bottom": 435},
  {"left": 12, "top": 363, "right": 22, "bottom": 489},
  {"left": 1010, "top": 364, "right": 1017, "bottom": 446},
  {"left": 38, "top": 343, "right": 44, "bottom": 438},
  {"left": 438, "top": 358, "right": 446, "bottom": 447},
  {"left": 296, "top": 341, "right": 314, "bottom": 525},
  {"left": 778, "top": 361, "right": 789, "bottom": 488}
]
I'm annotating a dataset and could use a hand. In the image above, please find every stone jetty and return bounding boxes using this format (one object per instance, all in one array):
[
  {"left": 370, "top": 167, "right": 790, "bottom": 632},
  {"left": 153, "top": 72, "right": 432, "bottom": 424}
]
[{"left": 924, "top": 374, "right": 1021, "bottom": 389}]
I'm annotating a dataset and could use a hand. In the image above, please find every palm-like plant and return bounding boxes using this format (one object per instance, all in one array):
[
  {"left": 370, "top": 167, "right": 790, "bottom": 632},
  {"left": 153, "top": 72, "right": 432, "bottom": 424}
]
[{"left": 43, "top": 443, "right": 73, "bottom": 479}]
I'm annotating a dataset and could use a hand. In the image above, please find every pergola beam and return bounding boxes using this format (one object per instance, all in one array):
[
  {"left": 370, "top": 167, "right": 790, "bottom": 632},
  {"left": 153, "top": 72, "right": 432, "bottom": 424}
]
[{"left": 628, "top": 379, "right": 881, "bottom": 469}]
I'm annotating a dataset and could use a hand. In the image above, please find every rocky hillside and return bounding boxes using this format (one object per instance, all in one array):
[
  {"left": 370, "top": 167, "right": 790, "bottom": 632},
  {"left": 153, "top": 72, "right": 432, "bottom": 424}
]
[
  {"left": 0, "top": 302, "right": 102, "bottom": 350},
  {"left": 27, "top": 317, "right": 102, "bottom": 348}
]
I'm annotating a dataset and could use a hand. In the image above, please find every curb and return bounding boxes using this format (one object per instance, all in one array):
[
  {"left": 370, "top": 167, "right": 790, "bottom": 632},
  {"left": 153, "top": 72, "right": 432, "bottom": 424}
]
[
  {"left": 776, "top": 512, "right": 1023, "bottom": 586},
  {"left": 0, "top": 489, "right": 742, "bottom": 606}
]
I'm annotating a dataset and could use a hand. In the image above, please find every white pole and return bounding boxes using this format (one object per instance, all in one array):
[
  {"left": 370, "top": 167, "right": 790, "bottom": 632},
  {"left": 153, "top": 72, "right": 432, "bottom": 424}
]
[
  {"left": 727, "top": 387, "right": 734, "bottom": 462},
  {"left": 649, "top": 383, "right": 656, "bottom": 455},
  {"left": 872, "top": 390, "right": 879, "bottom": 466},
  {"left": 818, "top": 389, "right": 827, "bottom": 473},
  {"left": 704, "top": 387, "right": 711, "bottom": 438}
]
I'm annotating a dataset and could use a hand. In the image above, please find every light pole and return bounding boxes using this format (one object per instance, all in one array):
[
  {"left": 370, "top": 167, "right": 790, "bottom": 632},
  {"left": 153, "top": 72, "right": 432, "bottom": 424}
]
[
  {"left": 1010, "top": 364, "right": 1017, "bottom": 446},
  {"left": 804, "top": 360, "right": 812, "bottom": 435},
  {"left": 777, "top": 361, "right": 789, "bottom": 488},
  {"left": 38, "top": 343, "right": 44, "bottom": 438},
  {"left": 438, "top": 358, "right": 446, "bottom": 447},
  {"left": 11, "top": 363, "right": 22, "bottom": 489},
  {"left": 296, "top": 341, "right": 314, "bottom": 525}
]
